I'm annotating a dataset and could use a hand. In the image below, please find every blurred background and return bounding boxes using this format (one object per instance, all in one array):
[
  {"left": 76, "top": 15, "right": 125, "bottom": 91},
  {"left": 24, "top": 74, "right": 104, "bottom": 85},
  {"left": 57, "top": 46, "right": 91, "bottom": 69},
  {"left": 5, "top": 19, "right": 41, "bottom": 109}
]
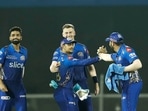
[{"left": 0, "top": 0, "right": 148, "bottom": 110}]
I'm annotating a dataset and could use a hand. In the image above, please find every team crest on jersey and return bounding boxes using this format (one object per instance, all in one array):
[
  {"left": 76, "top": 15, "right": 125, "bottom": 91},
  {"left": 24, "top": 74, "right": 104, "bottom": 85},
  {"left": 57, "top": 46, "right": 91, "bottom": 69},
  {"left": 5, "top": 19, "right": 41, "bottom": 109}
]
[
  {"left": 77, "top": 52, "right": 84, "bottom": 57},
  {"left": 20, "top": 56, "right": 25, "bottom": 61}
]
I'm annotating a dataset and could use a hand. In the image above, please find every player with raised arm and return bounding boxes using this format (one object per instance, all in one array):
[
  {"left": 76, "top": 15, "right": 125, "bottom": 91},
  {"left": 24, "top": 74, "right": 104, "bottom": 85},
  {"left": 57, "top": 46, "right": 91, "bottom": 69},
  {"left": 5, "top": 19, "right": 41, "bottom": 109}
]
[
  {"left": 98, "top": 32, "right": 143, "bottom": 111},
  {"left": 50, "top": 23, "right": 99, "bottom": 111},
  {"left": 50, "top": 38, "right": 100, "bottom": 111}
]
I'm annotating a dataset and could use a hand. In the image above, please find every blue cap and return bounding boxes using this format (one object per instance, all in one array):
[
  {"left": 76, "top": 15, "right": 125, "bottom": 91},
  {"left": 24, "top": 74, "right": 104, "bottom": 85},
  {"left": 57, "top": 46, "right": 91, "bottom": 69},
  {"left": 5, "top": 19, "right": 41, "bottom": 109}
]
[
  {"left": 61, "top": 38, "right": 76, "bottom": 45},
  {"left": 105, "top": 32, "right": 124, "bottom": 43}
]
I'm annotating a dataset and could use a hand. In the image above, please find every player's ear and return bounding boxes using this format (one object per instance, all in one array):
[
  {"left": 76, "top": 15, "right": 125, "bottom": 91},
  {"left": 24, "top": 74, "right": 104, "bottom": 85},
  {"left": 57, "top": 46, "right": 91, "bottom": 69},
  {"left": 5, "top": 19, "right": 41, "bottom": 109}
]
[
  {"left": 62, "top": 32, "right": 64, "bottom": 37},
  {"left": 62, "top": 32, "right": 66, "bottom": 38},
  {"left": 74, "top": 30, "right": 76, "bottom": 36},
  {"left": 21, "top": 36, "right": 23, "bottom": 40}
]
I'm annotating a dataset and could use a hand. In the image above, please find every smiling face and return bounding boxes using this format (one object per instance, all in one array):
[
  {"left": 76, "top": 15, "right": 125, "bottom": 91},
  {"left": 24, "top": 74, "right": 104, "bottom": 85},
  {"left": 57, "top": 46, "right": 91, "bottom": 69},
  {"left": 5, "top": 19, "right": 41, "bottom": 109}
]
[
  {"left": 62, "top": 24, "right": 76, "bottom": 40},
  {"left": 62, "top": 27, "right": 76, "bottom": 40},
  {"left": 9, "top": 30, "right": 22, "bottom": 45}
]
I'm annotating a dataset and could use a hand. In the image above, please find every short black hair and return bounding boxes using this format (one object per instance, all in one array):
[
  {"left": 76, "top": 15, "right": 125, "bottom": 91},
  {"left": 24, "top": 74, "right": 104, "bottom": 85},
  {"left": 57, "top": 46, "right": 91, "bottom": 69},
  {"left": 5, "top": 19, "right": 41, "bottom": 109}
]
[{"left": 9, "top": 26, "right": 22, "bottom": 35}]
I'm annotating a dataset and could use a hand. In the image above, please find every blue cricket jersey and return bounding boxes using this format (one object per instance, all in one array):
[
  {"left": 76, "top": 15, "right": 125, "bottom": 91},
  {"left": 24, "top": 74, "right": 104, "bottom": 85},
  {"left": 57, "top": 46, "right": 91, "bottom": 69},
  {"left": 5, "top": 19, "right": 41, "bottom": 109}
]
[
  {"left": 0, "top": 44, "right": 28, "bottom": 81},
  {"left": 110, "top": 44, "right": 143, "bottom": 111},
  {"left": 54, "top": 51, "right": 99, "bottom": 88},
  {"left": 0, "top": 44, "right": 28, "bottom": 111},
  {"left": 52, "top": 42, "right": 98, "bottom": 111},
  {"left": 111, "top": 44, "right": 139, "bottom": 66},
  {"left": 52, "top": 42, "right": 90, "bottom": 82}
]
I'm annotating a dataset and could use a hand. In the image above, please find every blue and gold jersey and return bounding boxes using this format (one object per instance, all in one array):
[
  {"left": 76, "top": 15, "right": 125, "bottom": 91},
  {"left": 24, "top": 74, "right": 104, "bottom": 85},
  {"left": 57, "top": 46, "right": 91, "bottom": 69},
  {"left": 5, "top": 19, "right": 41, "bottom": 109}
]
[
  {"left": 52, "top": 42, "right": 90, "bottom": 82},
  {"left": 111, "top": 44, "right": 138, "bottom": 66},
  {"left": 0, "top": 44, "right": 28, "bottom": 81},
  {"left": 55, "top": 51, "right": 99, "bottom": 88}
]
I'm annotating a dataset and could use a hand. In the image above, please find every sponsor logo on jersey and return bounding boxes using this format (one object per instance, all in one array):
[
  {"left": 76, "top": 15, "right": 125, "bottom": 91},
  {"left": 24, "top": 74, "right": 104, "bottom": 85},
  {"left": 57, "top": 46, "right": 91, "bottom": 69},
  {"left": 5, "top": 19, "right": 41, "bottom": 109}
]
[
  {"left": 126, "top": 47, "right": 132, "bottom": 52},
  {"left": 129, "top": 53, "right": 137, "bottom": 58},
  {"left": 20, "top": 95, "right": 26, "bottom": 98},
  {"left": 1, "top": 96, "right": 11, "bottom": 100},
  {"left": 68, "top": 56, "right": 73, "bottom": 60},
  {"left": 6, "top": 55, "right": 17, "bottom": 60},
  {"left": 9, "top": 62, "right": 24, "bottom": 68},
  {"left": 69, "top": 101, "right": 76, "bottom": 105}
]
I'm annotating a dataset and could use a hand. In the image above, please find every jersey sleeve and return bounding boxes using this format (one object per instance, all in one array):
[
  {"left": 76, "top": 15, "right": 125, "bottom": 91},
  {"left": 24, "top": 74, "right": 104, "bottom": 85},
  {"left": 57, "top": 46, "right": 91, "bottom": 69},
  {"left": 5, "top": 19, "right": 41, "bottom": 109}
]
[
  {"left": 124, "top": 46, "right": 139, "bottom": 64},
  {"left": 52, "top": 47, "right": 60, "bottom": 61},
  {"left": 111, "top": 53, "right": 117, "bottom": 61},
  {"left": 66, "top": 56, "right": 99, "bottom": 67},
  {"left": 111, "top": 46, "right": 139, "bottom": 64},
  {"left": 81, "top": 45, "right": 90, "bottom": 59},
  {"left": 21, "top": 46, "right": 28, "bottom": 65},
  {"left": 0, "top": 47, "right": 7, "bottom": 65}
]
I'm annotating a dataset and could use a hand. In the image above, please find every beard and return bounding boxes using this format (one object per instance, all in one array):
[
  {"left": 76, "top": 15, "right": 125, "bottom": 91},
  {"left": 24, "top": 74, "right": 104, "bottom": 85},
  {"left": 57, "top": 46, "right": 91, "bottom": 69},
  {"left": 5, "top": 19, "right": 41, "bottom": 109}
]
[
  {"left": 11, "top": 39, "right": 21, "bottom": 45},
  {"left": 109, "top": 44, "right": 116, "bottom": 53}
]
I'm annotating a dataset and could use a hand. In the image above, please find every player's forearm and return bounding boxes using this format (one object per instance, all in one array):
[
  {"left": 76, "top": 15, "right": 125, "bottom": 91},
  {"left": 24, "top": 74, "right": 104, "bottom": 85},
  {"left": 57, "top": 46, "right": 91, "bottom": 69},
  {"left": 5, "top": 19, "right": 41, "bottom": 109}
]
[
  {"left": 124, "top": 59, "right": 142, "bottom": 72},
  {"left": 87, "top": 65, "right": 97, "bottom": 77},
  {"left": 98, "top": 53, "right": 113, "bottom": 61},
  {"left": 87, "top": 65, "right": 99, "bottom": 84}
]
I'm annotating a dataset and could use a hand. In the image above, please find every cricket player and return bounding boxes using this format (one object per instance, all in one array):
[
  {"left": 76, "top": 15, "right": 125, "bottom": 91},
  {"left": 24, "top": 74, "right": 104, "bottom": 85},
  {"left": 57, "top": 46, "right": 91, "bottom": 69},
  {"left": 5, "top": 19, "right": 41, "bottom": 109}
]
[
  {"left": 0, "top": 26, "right": 28, "bottom": 111},
  {"left": 50, "top": 38, "right": 100, "bottom": 111},
  {"left": 98, "top": 32, "right": 143, "bottom": 111},
  {"left": 51, "top": 23, "right": 99, "bottom": 111}
]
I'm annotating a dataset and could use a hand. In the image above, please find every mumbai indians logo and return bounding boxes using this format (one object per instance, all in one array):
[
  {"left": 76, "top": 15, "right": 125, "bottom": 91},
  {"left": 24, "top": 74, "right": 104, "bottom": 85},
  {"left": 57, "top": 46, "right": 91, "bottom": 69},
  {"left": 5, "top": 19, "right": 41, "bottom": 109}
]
[
  {"left": 20, "top": 55, "right": 25, "bottom": 61},
  {"left": 77, "top": 52, "right": 84, "bottom": 57}
]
